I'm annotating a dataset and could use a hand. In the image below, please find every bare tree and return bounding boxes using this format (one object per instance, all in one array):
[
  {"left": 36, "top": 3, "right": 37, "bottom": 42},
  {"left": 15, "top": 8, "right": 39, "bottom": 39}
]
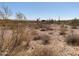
[
  {"left": 15, "top": 12, "right": 26, "bottom": 47},
  {"left": 16, "top": 12, "right": 26, "bottom": 20},
  {"left": 0, "top": 6, "right": 12, "bottom": 20}
]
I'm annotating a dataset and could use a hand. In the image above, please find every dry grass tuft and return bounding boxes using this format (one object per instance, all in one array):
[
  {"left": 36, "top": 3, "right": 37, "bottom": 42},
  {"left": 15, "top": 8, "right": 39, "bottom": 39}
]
[
  {"left": 71, "top": 26, "right": 78, "bottom": 29},
  {"left": 59, "top": 24, "right": 67, "bottom": 35},
  {"left": 26, "top": 44, "right": 54, "bottom": 56},
  {"left": 40, "top": 28, "right": 47, "bottom": 31},
  {"left": 40, "top": 24, "right": 53, "bottom": 31},
  {"left": 33, "top": 34, "right": 50, "bottom": 45},
  {"left": 66, "top": 34, "right": 79, "bottom": 46}
]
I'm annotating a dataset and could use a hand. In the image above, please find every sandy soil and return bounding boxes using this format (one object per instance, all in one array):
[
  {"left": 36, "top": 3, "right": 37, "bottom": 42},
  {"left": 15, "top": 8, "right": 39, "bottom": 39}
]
[{"left": 0, "top": 24, "right": 79, "bottom": 56}]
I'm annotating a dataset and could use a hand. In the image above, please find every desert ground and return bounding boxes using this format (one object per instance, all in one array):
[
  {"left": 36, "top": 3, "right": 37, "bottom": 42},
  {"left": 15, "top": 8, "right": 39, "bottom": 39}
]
[{"left": 0, "top": 20, "right": 79, "bottom": 56}]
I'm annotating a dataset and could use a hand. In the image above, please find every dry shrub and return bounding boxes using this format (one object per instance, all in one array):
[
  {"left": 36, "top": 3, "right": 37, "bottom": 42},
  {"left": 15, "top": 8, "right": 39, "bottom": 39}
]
[
  {"left": 41, "top": 35, "right": 50, "bottom": 45},
  {"left": 0, "top": 28, "right": 22, "bottom": 56},
  {"left": 8, "top": 32, "right": 50, "bottom": 56},
  {"left": 27, "top": 45, "right": 54, "bottom": 56},
  {"left": 40, "top": 28, "right": 47, "bottom": 31},
  {"left": 9, "top": 28, "right": 38, "bottom": 56},
  {"left": 13, "top": 26, "right": 37, "bottom": 47},
  {"left": 13, "top": 44, "right": 54, "bottom": 56},
  {"left": 0, "top": 24, "right": 38, "bottom": 56},
  {"left": 64, "top": 25, "right": 68, "bottom": 28},
  {"left": 0, "top": 29, "right": 14, "bottom": 56},
  {"left": 59, "top": 24, "right": 67, "bottom": 35},
  {"left": 46, "top": 26, "right": 53, "bottom": 31},
  {"left": 40, "top": 27, "right": 53, "bottom": 31},
  {"left": 71, "top": 26, "right": 78, "bottom": 29},
  {"left": 60, "top": 31, "right": 66, "bottom": 35},
  {"left": 66, "top": 34, "right": 79, "bottom": 46},
  {"left": 40, "top": 24, "right": 53, "bottom": 31},
  {"left": 49, "top": 32, "right": 53, "bottom": 35},
  {"left": 33, "top": 34, "right": 50, "bottom": 45},
  {"left": 33, "top": 35, "right": 40, "bottom": 41}
]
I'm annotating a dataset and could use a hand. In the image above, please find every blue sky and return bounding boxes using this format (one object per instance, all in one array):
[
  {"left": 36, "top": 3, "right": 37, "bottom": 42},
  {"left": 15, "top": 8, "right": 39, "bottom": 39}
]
[{"left": 0, "top": 2, "right": 79, "bottom": 20}]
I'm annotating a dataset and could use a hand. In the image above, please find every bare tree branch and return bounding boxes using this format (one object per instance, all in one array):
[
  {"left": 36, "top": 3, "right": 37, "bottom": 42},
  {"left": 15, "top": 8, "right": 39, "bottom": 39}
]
[
  {"left": 16, "top": 12, "right": 27, "bottom": 20},
  {"left": 0, "top": 6, "right": 12, "bottom": 20}
]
